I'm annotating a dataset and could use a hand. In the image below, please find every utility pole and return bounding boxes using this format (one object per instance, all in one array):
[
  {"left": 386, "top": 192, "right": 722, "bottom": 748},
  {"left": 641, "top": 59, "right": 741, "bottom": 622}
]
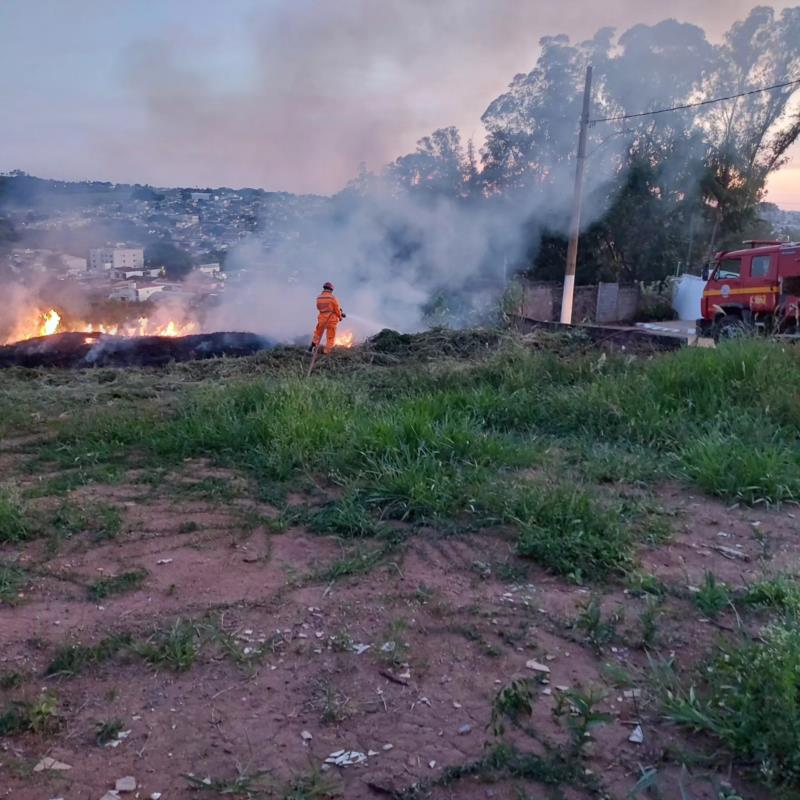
[{"left": 560, "top": 65, "right": 593, "bottom": 324}]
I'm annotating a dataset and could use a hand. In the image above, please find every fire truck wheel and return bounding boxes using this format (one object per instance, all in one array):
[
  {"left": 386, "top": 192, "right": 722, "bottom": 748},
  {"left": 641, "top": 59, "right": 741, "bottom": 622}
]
[{"left": 712, "top": 315, "right": 753, "bottom": 343}]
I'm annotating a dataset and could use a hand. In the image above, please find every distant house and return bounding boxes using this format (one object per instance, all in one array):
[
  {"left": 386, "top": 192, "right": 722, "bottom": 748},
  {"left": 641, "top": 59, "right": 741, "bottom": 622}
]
[
  {"left": 89, "top": 247, "right": 144, "bottom": 272},
  {"left": 109, "top": 266, "right": 163, "bottom": 280},
  {"left": 190, "top": 192, "right": 211, "bottom": 202},
  {"left": 196, "top": 262, "right": 224, "bottom": 279},
  {"left": 62, "top": 255, "right": 88, "bottom": 275},
  {"left": 108, "top": 284, "right": 138, "bottom": 302}
]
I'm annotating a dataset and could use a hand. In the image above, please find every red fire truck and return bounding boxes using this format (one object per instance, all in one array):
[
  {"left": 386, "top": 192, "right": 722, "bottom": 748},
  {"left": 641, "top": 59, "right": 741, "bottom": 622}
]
[{"left": 696, "top": 240, "right": 800, "bottom": 341}]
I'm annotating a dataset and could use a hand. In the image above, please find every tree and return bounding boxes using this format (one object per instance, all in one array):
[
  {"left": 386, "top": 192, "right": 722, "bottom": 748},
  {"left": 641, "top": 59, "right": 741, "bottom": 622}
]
[
  {"left": 144, "top": 242, "right": 193, "bottom": 280},
  {"left": 388, "top": 127, "right": 472, "bottom": 198},
  {"left": 479, "top": 9, "right": 800, "bottom": 283}
]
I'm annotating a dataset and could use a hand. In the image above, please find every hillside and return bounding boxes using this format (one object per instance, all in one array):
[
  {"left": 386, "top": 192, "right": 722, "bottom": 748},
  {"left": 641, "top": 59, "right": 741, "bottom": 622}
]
[{"left": 2, "top": 331, "right": 800, "bottom": 799}]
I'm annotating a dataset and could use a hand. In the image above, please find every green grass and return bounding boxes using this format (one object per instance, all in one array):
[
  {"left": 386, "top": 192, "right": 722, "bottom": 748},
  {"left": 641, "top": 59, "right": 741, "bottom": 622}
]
[
  {"left": 666, "top": 620, "right": 800, "bottom": 788},
  {"left": 46, "top": 633, "right": 133, "bottom": 677},
  {"left": 693, "top": 571, "right": 731, "bottom": 618},
  {"left": 741, "top": 575, "right": 800, "bottom": 611},
  {"left": 0, "top": 488, "right": 30, "bottom": 543},
  {"left": 94, "top": 718, "right": 124, "bottom": 745},
  {"left": 133, "top": 618, "right": 200, "bottom": 672},
  {"left": 0, "top": 693, "right": 61, "bottom": 736},
  {"left": 6, "top": 337, "right": 800, "bottom": 587},
  {"left": 52, "top": 501, "right": 122, "bottom": 541},
  {"left": 0, "top": 563, "right": 29, "bottom": 605},
  {"left": 87, "top": 568, "right": 147, "bottom": 601},
  {"left": 512, "top": 486, "right": 635, "bottom": 581}
]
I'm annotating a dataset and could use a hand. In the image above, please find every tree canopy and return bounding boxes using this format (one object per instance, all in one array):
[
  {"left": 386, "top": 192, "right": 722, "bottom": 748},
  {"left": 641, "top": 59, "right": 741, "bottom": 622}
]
[
  {"left": 144, "top": 242, "right": 193, "bottom": 280},
  {"left": 377, "top": 6, "right": 800, "bottom": 285}
]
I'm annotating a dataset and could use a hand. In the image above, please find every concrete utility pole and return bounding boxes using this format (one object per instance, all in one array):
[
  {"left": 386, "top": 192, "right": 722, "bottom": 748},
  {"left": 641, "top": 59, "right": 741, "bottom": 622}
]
[{"left": 560, "top": 65, "right": 593, "bottom": 324}]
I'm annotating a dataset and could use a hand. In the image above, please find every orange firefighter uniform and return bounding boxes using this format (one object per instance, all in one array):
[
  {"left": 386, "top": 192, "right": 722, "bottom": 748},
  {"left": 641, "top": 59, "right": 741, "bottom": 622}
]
[{"left": 311, "top": 286, "right": 345, "bottom": 353}]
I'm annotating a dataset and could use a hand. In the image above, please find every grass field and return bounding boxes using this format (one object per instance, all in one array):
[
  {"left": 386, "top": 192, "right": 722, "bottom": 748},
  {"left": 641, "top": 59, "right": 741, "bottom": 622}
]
[{"left": 2, "top": 330, "right": 800, "bottom": 799}]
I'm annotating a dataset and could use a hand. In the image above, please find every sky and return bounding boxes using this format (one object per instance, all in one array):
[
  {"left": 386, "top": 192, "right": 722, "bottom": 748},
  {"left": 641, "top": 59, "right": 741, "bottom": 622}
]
[{"left": 0, "top": 0, "right": 798, "bottom": 207}]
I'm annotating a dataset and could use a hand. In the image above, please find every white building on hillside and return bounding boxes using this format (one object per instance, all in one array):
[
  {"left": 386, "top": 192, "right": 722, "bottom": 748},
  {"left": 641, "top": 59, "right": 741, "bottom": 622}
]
[{"left": 89, "top": 247, "right": 144, "bottom": 273}]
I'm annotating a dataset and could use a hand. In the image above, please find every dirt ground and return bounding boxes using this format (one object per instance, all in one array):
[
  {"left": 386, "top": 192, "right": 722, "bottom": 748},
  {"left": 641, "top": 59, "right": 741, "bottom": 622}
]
[{"left": 1, "top": 449, "right": 795, "bottom": 800}]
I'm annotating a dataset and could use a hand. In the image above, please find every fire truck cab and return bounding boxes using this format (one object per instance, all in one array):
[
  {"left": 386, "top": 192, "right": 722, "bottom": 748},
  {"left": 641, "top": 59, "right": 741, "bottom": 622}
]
[{"left": 696, "top": 240, "right": 800, "bottom": 340}]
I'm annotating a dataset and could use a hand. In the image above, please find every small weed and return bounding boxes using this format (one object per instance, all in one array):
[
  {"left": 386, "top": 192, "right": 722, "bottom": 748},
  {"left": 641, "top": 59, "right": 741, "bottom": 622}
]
[
  {"left": 180, "top": 477, "right": 238, "bottom": 501},
  {"left": 664, "top": 620, "right": 800, "bottom": 787},
  {"left": 329, "top": 630, "right": 353, "bottom": 653},
  {"left": 625, "top": 569, "right": 666, "bottom": 598},
  {"left": 46, "top": 633, "right": 133, "bottom": 677},
  {"left": 314, "top": 681, "right": 351, "bottom": 725},
  {"left": 553, "top": 687, "right": 611, "bottom": 754},
  {"left": 184, "top": 767, "right": 272, "bottom": 795},
  {"left": 95, "top": 718, "right": 124, "bottom": 745},
  {"left": 0, "top": 562, "right": 29, "bottom": 605},
  {"left": 490, "top": 678, "right": 537, "bottom": 736},
  {"left": 741, "top": 575, "right": 800, "bottom": 611},
  {"left": 314, "top": 542, "right": 391, "bottom": 583},
  {"left": 306, "top": 496, "right": 386, "bottom": 539},
  {"left": 281, "top": 765, "right": 342, "bottom": 799},
  {"left": 413, "top": 584, "right": 435, "bottom": 604},
  {"left": 413, "top": 742, "right": 587, "bottom": 797},
  {"left": 493, "top": 560, "right": 529, "bottom": 583},
  {"left": 87, "top": 568, "right": 147, "bottom": 601},
  {"left": 0, "top": 488, "right": 30, "bottom": 543},
  {"left": 50, "top": 501, "right": 122, "bottom": 542},
  {"left": 693, "top": 571, "right": 731, "bottom": 618},
  {"left": 575, "top": 595, "right": 624, "bottom": 653},
  {"left": 377, "top": 620, "right": 410, "bottom": 667},
  {"left": 178, "top": 520, "right": 200, "bottom": 534},
  {"left": 0, "top": 693, "right": 61, "bottom": 736},
  {"left": 600, "top": 662, "right": 634, "bottom": 688},
  {"left": 0, "top": 671, "right": 23, "bottom": 690},
  {"left": 135, "top": 619, "right": 200, "bottom": 672},
  {"left": 93, "top": 504, "right": 123, "bottom": 540},
  {"left": 51, "top": 500, "right": 89, "bottom": 536},
  {"left": 639, "top": 596, "right": 662, "bottom": 649}
]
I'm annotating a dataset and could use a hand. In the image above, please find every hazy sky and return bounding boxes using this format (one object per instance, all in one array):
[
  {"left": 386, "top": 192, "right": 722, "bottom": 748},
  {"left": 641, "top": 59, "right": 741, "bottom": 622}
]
[{"left": 1, "top": 0, "right": 798, "bottom": 207}]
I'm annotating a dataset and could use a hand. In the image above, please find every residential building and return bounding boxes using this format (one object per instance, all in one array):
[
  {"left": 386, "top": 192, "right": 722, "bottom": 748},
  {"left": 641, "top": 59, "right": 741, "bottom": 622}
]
[{"left": 89, "top": 247, "right": 144, "bottom": 272}]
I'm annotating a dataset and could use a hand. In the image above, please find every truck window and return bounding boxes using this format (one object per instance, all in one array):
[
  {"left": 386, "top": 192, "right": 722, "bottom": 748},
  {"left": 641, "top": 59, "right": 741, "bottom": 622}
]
[
  {"left": 716, "top": 257, "right": 741, "bottom": 279},
  {"left": 751, "top": 254, "right": 772, "bottom": 278}
]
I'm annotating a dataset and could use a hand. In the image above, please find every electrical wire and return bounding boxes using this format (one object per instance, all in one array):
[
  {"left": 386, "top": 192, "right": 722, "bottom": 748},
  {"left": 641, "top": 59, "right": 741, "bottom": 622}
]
[{"left": 589, "top": 76, "right": 800, "bottom": 124}]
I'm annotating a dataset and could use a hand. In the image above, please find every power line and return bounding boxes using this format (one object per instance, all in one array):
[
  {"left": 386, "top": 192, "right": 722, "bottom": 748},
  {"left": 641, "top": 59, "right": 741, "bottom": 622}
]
[{"left": 590, "top": 76, "right": 800, "bottom": 124}]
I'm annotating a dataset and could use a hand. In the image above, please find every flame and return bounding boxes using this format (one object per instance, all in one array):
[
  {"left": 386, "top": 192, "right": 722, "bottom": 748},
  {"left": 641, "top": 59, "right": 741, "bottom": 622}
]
[
  {"left": 42, "top": 309, "right": 61, "bottom": 336},
  {"left": 335, "top": 329, "right": 355, "bottom": 348},
  {"left": 3, "top": 308, "right": 199, "bottom": 345}
]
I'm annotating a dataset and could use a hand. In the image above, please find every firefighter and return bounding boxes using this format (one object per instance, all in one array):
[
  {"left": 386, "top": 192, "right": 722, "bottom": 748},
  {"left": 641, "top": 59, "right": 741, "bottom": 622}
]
[{"left": 309, "top": 281, "right": 345, "bottom": 354}]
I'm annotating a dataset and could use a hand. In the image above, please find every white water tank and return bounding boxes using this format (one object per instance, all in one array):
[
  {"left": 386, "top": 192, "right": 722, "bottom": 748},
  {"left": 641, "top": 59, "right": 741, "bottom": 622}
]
[{"left": 672, "top": 274, "right": 705, "bottom": 321}]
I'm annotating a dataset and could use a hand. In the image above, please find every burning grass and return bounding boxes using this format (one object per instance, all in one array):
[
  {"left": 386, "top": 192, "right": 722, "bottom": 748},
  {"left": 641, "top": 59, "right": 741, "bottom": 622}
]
[{"left": 3, "top": 306, "right": 199, "bottom": 345}]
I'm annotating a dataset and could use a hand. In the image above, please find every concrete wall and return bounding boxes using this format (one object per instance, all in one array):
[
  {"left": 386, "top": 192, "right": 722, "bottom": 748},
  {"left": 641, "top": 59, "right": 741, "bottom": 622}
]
[
  {"left": 520, "top": 282, "right": 557, "bottom": 321},
  {"left": 519, "top": 278, "right": 640, "bottom": 323}
]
